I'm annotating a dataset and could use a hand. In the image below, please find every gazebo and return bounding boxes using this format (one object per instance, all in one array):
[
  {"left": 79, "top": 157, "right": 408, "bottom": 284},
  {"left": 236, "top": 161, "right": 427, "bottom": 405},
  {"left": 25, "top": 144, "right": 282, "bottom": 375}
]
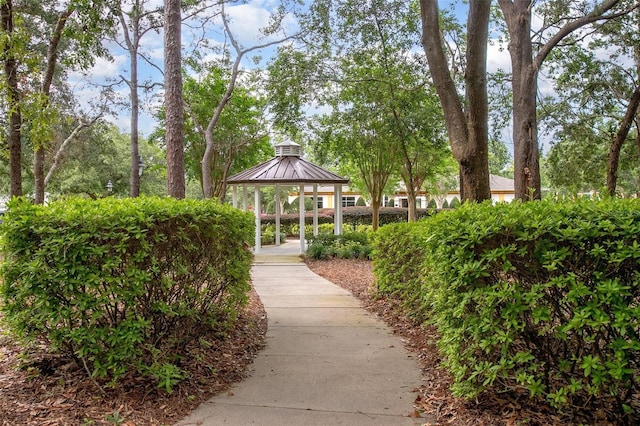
[{"left": 226, "top": 141, "right": 349, "bottom": 254}]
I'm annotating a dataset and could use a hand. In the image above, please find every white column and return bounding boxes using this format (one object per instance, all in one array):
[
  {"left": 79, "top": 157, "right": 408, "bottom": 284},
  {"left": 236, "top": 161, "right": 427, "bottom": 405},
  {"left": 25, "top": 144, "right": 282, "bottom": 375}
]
[
  {"left": 313, "top": 184, "right": 319, "bottom": 236},
  {"left": 232, "top": 185, "right": 238, "bottom": 208},
  {"left": 275, "top": 184, "right": 281, "bottom": 247},
  {"left": 299, "top": 183, "right": 305, "bottom": 254},
  {"left": 242, "top": 185, "right": 248, "bottom": 211},
  {"left": 334, "top": 184, "right": 343, "bottom": 235},
  {"left": 254, "top": 185, "right": 261, "bottom": 254}
]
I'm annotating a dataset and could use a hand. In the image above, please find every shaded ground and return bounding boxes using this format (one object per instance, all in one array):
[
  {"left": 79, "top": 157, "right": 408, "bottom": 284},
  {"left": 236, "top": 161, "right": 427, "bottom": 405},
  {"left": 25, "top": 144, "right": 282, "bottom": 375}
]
[
  {"left": 305, "top": 258, "right": 619, "bottom": 426},
  {"left": 0, "top": 289, "right": 267, "bottom": 426}
]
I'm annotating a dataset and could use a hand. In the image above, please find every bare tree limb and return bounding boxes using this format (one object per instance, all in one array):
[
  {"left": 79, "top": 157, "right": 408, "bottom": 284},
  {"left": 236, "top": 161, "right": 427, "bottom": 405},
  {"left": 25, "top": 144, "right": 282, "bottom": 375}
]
[{"left": 44, "top": 114, "right": 102, "bottom": 187}]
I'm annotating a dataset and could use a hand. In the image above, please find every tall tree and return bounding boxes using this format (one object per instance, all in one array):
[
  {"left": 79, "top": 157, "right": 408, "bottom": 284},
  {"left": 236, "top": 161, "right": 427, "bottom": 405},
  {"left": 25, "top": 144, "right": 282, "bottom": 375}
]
[
  {"left": 194, "top": 1, "right": 297, "bottom": 199},
  {"left": 180, "top": 62, "right": 272, "bottom": 200},
  {"left": 164, "top": 0, "right": 185, "bottom": 198},
  {"left": 0, "top": 0, "right": 22, "bottom": 197},
  {"left": 267, "top": 0, "right": 451, "bottom": 220},
  {"left": 115, "top": 0, "right": 163, "bottom": 197},
  {"left": 313, "top": 110, "right": 397, "bottom": 230},
  {"left": 0, "top": 0, "right": 115, "bottom": 203},
  {"left": 538, "top": 3, "right": 640, "bottom": 196},
  {"left": 497, "top": 0, "right": 640, "bottom": 200},
  {"left": 419, "top": 0, "right": 492, "bottom": 202}
]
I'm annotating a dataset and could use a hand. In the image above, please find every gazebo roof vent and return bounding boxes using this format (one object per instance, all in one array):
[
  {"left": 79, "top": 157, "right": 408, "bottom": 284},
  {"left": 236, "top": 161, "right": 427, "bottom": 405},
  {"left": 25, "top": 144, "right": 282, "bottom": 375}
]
[{"left": 275, "top": 141, "right": 301, "bottom": 157}]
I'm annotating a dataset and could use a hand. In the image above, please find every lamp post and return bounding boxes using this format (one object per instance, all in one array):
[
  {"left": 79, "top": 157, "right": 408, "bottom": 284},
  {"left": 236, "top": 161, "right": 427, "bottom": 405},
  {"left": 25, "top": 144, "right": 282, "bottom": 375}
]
[{"left": 106, "top": 180, "right": 113, "bottom": 194}]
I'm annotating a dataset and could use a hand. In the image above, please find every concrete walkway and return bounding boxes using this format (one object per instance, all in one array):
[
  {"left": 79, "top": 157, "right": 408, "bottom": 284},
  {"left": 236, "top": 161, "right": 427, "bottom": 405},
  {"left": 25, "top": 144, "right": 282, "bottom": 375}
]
[{"left": 176, "top": 240, "right": 429, "bottom": 425}]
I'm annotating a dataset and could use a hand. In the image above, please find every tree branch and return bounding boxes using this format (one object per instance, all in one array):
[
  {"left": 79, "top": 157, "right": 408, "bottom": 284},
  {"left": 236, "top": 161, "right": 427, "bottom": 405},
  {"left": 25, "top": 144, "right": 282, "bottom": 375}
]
[
  {"left": 534, "top": 0, "right": 640, "bottom": 70},
  {"left": 44, "top": 115, "right": 102, "bottom": 187}
]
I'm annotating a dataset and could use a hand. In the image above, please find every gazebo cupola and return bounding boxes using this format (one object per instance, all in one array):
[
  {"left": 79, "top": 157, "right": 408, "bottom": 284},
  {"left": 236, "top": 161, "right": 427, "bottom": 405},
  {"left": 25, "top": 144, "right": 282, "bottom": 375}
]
[
  {"left": 226, "top": 140, "right": 349, "bottom": 254},
  {"left": 275, "top": 140, "right": 302, "bottom": 157}
]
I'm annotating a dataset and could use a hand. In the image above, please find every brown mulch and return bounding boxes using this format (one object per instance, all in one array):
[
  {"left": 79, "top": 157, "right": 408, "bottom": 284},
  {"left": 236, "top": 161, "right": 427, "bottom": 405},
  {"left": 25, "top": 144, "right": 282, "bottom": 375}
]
[
  {"left": 305, "top": 258, "right": 621, "bottom": 426},
  {"left": 0, "top": 288, "right": 267, "bottom": 426}
]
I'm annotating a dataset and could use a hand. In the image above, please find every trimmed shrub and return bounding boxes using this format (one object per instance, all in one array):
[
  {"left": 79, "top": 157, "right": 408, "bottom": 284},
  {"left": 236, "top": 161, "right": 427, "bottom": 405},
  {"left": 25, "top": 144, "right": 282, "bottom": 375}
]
[
  {"left": 375, "top": 199, "right": 640, "bottom": 420},
  {"left": 427, "top": 199, "right": 437, "bottom": 209},
  {"left": 261, "top": 207, "right": 434, "bottom": 234},
  {"left": 306, "top": 232, "right": 373, "bottom": 260},
  {"left": 0, "top": 196, "right": 254, "bottom": 390},
  {"left": 449, "top": 196, "right": 460, "bottom": 208},
  {"left": 372, "top": 222, "right": 430, "bottom": 322},
  {"left": 356, "top": 197, "right": 367, "bottom": 206},
  {"left": 261, "top": 212, "right": 334, "bottom": 236}
]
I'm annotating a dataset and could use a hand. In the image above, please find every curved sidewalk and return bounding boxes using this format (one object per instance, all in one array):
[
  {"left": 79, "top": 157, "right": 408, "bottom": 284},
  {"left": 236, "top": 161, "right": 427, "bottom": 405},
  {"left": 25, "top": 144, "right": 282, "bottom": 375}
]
[{"left": 176, "top": 241, "right": 430, "bottom": 425}]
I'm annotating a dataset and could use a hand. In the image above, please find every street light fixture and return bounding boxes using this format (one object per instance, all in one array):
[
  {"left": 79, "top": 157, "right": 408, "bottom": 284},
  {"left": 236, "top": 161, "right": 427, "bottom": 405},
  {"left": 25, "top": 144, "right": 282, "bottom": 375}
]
[{"left": 106, "top": 180, "right": 113, "bottom": 193}]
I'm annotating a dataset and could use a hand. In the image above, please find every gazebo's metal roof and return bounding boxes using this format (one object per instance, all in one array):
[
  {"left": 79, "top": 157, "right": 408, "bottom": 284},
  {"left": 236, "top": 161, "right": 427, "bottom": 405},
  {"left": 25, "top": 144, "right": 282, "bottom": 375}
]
[{"left": 227, "top": 141, "right": 349, "bottom": 185}]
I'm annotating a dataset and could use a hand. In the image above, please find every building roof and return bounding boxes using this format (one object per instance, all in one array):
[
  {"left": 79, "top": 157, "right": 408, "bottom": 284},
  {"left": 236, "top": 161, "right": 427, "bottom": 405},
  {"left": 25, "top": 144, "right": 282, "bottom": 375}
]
[
  {"left": 226, "top": 142, "right": 349, "bottom": 185},
  {"left": 489, "top": 174, "right": 514, "bottom": 192}
]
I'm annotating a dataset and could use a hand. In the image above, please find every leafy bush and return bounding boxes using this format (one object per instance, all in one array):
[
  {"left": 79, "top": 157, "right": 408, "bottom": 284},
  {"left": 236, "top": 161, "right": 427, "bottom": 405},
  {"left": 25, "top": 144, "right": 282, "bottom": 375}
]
[
  {"left": 0, "top": 196, "right": 254, "bottom": 391},
  {"left": 260, "top": 224, "right": 286, "bottom": 245},
  {"left": 261, "top": 207, "right": 434, "bottom": 236},
  {"left": 374, "top": 199, "right": 640, "bottom": 421},
  {"left": 260, "top": 211, "right": 334, "bottom": 235},
  {"left": 306, "top": 232, "right": 373, "bottom": 260},
  {"left": 449, "top": 197, "right": 460, "bottom": 208},
  {"left": 373, "top": 222, "right": 430, "bottom": 322},
  {"left": 427, "top": 199, "right": 437, "bottom": 209}
]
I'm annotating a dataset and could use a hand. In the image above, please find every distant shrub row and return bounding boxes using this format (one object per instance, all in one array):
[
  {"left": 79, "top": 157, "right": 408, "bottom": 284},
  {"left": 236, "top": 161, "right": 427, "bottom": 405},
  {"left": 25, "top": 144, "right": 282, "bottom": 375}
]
[
  {"left": 374, "top": 199, "right": 640, "bottom": 422},
  {"left": 261, "top": 206, "right": 435, "bottom": 235},
  {"left": 306, "top": 232, "right": 373, "bottom": 260},
  {"left": 1, "top": 197, "right": 254, "bottom": 392}
]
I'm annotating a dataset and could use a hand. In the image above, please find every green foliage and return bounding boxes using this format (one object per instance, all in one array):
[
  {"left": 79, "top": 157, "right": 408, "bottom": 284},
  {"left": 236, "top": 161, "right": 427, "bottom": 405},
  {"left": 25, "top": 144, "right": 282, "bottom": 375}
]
[
  {"left": 46, "top": 124, "right": 166, "bottom": 198},
  {"left": 0, "top": 196, "right": 254, "bottom": 390},
  {"left": 373, "top": 222, "right": 429, "bottom": 322},
  {"left": 449, "top": 197, "right": 460, "bottom": 208},
  {"left": 261, "top": 207, "right": 434, "bottom": 235},
  {"left": 260, "top": 224, "right": 286, "bottom": 245},
  {"left": 306, "top": 232, "right": 373, "bottom": 260},
  {"left": 374, "top": 199, "right": 640, "bottom": 420},
  {"left": 355, "top": 196, "right": 366, "bottom": 206},
  {"left": 427, "top": 199, "right": 437, "bottom": 209},
  {"left": 153, "top": 61, "right": 272, "bottom": 199}
]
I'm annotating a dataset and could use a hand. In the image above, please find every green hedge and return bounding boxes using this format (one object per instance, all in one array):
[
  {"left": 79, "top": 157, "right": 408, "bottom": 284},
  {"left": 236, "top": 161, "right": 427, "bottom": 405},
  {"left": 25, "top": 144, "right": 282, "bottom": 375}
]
[
  {"left": 1, "top": 196, "right": 254, "bottom": 390},
  {"left": 261, "top": 207, "right": 435, "bottom": 234},
  {"left": 373, "top": 222, "right": 430, "bottom": 322},
  {"left": 373, "top": 199, "right": 640, "bottom": 420},
  {"left": 306, "top": 232, "right": 373, "bottom": 260}
]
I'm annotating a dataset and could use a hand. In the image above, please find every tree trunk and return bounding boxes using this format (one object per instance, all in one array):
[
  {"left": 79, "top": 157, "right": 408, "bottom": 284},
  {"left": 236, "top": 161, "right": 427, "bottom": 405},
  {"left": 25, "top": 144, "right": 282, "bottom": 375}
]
[
  {"left": 33, "top": 149, "right": 45, "bottom": 203},
  {"left": 498, "top": 0, "right": 631, "bottom": 200},
  {"left": 499, "top": 0, "right": 541, "bottom": 200},
  {"left": 407, "top": 185, "right": 417, "bottom": 222},
  {"left": 34, "top": 7, "right": 74, "bottom": 204},
  {"left": 607, "top": 17, "right": 640, "bottom": 197},
  {"left": 371, "top": 195, "right": 381, "bottom": 230},
  {"left": 419, "top": 0, "right": 491, "bottom": 202},
  {"left": 606, "top": 85, "right": 640, "bottom": 196},
  {"left": 1, "top": 0, "right": 22, "bottom": 197},
  {"left": 129, "top": 30, "right": 141, "bottom": 197},
  {"left": 164, "top": 0, "right": 185, "bottom": 198}
]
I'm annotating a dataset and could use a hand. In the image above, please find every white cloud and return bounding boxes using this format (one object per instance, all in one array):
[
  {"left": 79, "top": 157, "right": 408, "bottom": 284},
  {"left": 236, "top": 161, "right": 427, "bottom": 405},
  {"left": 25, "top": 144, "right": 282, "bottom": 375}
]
[{"left": 69, "top": 55, "right": 128, "bottom": 81}]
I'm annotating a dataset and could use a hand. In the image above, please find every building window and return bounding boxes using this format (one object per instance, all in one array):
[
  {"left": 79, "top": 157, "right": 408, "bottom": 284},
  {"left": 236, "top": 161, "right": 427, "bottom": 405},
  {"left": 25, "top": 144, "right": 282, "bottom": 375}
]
[
  {"left": 316, "top": 197, "right": 324, "bottom": 208},
  {"left": 342, "top": 196, "right": 356, "bottom": 207}
]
